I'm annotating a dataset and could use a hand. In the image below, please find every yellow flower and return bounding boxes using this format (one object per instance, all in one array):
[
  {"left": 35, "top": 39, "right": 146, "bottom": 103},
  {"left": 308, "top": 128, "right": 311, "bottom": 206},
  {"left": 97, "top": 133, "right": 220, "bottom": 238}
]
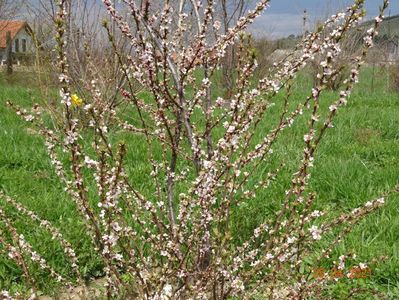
[{"left": 71, "top": 94, "right": 83, "bottom": 107}]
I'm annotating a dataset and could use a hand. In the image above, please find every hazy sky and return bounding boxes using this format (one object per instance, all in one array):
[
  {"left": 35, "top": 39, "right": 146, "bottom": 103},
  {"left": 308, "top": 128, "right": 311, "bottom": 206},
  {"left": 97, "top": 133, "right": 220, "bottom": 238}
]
[
  {"left": 24, "top": 0, "right": 399, "bottom": 39},
  {"left": 251, "top": 0, "right": 399, "bottom": 38}
]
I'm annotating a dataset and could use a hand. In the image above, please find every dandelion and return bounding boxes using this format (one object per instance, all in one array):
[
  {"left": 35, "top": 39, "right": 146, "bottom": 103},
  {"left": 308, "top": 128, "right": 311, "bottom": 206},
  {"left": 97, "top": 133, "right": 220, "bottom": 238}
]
[{"left": 71, "top": 94, "right": 83, "bottom": 107}]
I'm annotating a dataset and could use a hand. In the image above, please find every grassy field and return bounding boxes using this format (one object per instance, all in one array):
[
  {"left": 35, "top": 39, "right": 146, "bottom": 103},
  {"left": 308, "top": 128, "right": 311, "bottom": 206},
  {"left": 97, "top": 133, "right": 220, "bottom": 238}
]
[{"left": 0, "top": 67, "right": 399, "bottom": 298}]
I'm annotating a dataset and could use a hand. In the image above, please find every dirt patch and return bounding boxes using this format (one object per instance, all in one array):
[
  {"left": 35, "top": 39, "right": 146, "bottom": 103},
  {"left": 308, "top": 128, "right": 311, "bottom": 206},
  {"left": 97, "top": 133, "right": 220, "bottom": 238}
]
[{"left": 353, "top": 128, "right": 381, "bottom": 145}]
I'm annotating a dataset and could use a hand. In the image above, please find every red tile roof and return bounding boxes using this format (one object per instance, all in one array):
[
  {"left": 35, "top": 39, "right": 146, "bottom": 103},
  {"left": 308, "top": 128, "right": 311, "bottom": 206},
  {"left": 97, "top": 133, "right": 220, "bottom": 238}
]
[{"left": 0, "top": 21, "right": 31, "bottom": 49}]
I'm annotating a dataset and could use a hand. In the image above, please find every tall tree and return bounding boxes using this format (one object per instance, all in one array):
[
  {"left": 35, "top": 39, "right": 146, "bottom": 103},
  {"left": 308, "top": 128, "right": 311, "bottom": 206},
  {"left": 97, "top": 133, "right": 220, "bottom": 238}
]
[
  {"left": 0, "top": 0, "right": 24, "bottom": 20},
  {"left": 218, "top": 0, "right": 254, "bottom": 97}
]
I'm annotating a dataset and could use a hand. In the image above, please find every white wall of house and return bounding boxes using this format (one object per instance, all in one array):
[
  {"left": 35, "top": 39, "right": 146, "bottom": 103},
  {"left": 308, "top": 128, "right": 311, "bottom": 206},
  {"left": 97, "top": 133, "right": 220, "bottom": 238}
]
[
  {"left": 0, "top": 49, "right": 6, "bottom": 64},
  {"left": 11, "top": 29, "right": 33, "bottom": 53},
  {"left": 0, "top": 28, "right": 33, "bottom": 65}
]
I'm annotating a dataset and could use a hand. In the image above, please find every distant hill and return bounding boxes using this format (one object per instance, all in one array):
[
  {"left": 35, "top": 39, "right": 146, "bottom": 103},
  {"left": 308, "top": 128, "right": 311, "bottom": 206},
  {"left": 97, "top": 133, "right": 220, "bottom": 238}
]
[
  {"left": 361, "top": 14, "right": 399, "bottom": 37},
  {"left": 268, "top": 14, "right": 399, "bottom": 50}
]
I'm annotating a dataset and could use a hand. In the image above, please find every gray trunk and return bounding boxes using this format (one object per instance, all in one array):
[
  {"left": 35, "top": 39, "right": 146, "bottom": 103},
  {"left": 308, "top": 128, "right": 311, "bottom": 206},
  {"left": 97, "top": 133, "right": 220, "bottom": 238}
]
[{"left": 6, "top": 31, "right": 12, "bottom": 74}]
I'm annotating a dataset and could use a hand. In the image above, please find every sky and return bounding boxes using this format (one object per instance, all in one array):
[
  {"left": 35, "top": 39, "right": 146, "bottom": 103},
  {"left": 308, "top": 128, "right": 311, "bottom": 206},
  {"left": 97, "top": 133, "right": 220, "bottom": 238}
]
[
  {"left": 23, "top": 0, "right": 399, "bottom": 39},
  {"left": 250, "top": 0, "right": 399, "bottom": 38}
]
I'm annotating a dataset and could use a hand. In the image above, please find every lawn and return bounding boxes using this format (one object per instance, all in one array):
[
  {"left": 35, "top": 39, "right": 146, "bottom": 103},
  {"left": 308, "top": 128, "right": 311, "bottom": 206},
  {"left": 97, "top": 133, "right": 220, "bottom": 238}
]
[{"left": 0, "top": 67, "right": 399, "bottom": 298}]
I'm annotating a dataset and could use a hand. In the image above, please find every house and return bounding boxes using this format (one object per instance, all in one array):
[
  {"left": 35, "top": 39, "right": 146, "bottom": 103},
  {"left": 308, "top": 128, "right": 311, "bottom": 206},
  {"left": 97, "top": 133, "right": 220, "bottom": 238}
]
[{"left": 0, "top": 20, "right": 33, "bottom": 65}]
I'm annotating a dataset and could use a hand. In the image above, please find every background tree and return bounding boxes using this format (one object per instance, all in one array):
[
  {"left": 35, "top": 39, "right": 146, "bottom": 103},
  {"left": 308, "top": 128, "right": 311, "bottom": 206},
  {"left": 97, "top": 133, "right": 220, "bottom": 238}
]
[
  {"left": 0, "top": 0, "right": 25, "bottom": 21},
  {"left": 218, "top": 0, "right": 255, "bottom": 97}
]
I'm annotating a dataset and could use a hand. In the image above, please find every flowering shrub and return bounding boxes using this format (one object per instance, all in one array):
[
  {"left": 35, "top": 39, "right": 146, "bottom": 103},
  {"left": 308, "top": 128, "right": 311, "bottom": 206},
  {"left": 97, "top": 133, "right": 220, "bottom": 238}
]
[{"left": 1, "top": 0, "right": 398, "bottom": 299}]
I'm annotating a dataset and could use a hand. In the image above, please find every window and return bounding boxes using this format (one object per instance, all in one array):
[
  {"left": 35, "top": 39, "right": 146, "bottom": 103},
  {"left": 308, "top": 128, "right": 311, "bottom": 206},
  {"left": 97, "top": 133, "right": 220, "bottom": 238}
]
[
  {"left": 15, "top": 39, "right": 19, "bottom": 52},
  {"left": 22, "top": 39, "right": 27, "bottom": 52}
]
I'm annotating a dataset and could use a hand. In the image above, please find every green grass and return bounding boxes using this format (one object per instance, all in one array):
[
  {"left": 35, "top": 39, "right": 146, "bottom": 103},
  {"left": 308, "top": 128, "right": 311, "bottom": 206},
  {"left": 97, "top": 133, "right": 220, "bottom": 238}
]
[{"left": 0, "top": 67, "right": 399, "bottom": 298}]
